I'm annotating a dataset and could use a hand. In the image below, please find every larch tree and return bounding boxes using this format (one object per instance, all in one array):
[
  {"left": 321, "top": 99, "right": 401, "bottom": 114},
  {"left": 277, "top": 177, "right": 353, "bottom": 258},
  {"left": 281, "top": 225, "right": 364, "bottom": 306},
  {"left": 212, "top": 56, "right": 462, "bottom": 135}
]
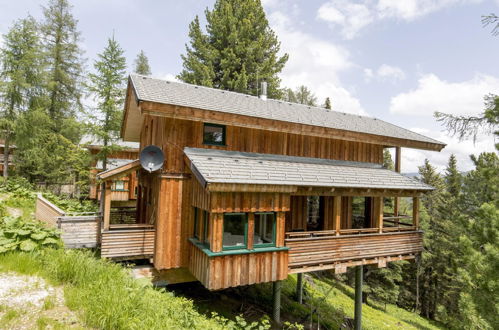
[
  {"left": 0, "top": 17, "right": 43, "bottom": 179},
  {"left": 134, "top": 50, "right": 152, "bottom": 75},
  {"left": 88, "top": 36, "right": 127, "bottom": 171},
  {"left": 41, "top": 0, "right": 85, "bottom": 134},
  {"left": 178, "top": 0, "right": 288, "bottom": 98}
]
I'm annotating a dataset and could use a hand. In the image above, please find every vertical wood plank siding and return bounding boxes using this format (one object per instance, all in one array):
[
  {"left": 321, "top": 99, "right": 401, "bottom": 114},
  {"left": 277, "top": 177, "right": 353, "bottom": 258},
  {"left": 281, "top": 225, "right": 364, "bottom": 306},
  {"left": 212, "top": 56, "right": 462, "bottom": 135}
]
[
  {"left": 210, "top": 192, "right": 290, "bottom": 213},
  {"left": 286, "top": 196, "right": 308, "bottom": 231},
  {"left": 188, "top": 243, "right": 288, "bottom": 290}
]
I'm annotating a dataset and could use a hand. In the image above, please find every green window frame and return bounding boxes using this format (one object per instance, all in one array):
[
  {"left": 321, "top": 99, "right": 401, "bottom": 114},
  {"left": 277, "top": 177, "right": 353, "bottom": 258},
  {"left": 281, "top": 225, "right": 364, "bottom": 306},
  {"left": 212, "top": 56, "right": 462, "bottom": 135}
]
[
  {"left": 253, "top": 212, "right": 276, "bottom": 248},
  {"left": 203, "top": 123, "right": 226, "bottom": 146},
  {"left": 193, "top": 208, "right": 199, "bottom": 240},
  {"left": 222, "top": 213, "right": 247, "bottom": 251}
]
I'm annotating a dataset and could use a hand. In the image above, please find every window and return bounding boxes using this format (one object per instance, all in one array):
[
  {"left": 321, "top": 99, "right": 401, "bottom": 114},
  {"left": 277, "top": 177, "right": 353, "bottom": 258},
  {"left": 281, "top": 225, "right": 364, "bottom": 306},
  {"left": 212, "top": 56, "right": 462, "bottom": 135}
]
[
  {"left": 223, "top": 213, "right": 247, "bottom": 250},
  {"left": 254, "top": 213, "right": 276, "bottom": 248},
  {"left": 203, "top": 123, "right": 226, "bottom": 146},
  {"left": 192, "top": 208, "right": 210, "bottom": 247},
  {"left": 113, "top": 180, "right": 126, "bottom": 191}
]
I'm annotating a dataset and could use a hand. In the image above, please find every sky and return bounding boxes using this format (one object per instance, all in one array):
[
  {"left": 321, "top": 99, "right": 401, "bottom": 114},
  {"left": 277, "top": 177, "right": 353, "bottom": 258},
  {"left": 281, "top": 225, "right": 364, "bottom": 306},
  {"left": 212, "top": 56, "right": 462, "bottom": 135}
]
[{"left": 1, "top": 0, "right": 498, "bottom": 173}]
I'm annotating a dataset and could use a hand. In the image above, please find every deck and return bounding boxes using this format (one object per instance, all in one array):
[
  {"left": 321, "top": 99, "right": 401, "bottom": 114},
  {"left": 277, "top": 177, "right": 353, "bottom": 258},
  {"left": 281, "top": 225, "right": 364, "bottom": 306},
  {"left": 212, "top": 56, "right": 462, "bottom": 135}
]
[{"left": 285, "top": 229, "right": 423, "bottom": 273}]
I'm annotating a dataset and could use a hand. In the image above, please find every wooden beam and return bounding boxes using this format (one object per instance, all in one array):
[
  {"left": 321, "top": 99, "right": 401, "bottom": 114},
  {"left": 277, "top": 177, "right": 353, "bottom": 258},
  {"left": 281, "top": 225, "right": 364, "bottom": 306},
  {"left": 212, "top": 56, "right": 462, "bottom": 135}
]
[
  {"left": 373, "top": 197, "right": 384, "bottom": 233},
  {"left": 394, "top": 147, "right": 401, "bottom": 216},
  {"left": 97, "top": 159, "right": 141, "bottom": 181},
  {"left": 247, "top": 213, "right": 255, "bottom": 250},
  {"left": 275, "top": 212, "right": 286, "bottom": 247},
  {"left": 333, "top": 196, "right": 342, "bottom": 235},
  {"left": 413, "top": 197, "right": 420, "bottom": 230},
  {"left": 103, "top": 182, "right": 112, "bottom": 231}
]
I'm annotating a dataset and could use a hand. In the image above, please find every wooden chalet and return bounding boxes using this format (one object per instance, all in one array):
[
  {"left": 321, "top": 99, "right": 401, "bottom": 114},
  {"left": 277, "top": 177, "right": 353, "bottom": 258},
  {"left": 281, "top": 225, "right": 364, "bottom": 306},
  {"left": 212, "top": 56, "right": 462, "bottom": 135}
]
[
  {"left": 0, "top": 140, "right": 15, "bottom": 176},
  {"left": 96, "top": 74, "right": 444, "bottom": 324}
]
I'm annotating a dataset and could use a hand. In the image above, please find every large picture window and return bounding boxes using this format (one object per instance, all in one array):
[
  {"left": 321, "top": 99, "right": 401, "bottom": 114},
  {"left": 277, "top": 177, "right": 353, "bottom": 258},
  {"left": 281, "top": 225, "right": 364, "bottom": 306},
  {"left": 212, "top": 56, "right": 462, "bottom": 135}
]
[
  {"left": 254, "top": 213, "right": 276, "bottom": 248},
  {"left": 223, "top": 213, "right": 247, "bottom": 250},
  {"left": 203, "top": 123, "right": 226, "bottom": 146}
]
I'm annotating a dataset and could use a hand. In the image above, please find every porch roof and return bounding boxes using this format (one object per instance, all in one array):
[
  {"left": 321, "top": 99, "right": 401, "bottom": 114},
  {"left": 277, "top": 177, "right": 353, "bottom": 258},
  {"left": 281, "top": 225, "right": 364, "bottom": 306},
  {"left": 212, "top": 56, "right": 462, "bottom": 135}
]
[{"left": 184, "top": 148, "right": 433, "bottom": 192}]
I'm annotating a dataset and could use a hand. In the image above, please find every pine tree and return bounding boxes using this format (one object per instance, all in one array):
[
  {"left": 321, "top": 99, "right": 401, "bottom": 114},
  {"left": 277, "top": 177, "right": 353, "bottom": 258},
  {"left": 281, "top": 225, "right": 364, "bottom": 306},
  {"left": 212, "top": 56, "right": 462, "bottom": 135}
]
[
  {"left": 88, "top": 36, "right": 127, "bottom": 171},
  {"left": 283, "top": 85, "right": 317, "bottom": 106},
  {"left": 445, "top": 154, "right": 462, "bottom": 197},
  {"left": 0, "top": 16, "right": 43, "bottom": 178},
  {"left": 324, "top": 97, "right": 332, "bottom": 110},
  {"left": 178, "top": 0, "right": 288, "bottom": 98},
  {"left": 133, "top": 50, "right": 151, "bottom": 75},
  {"left": 41, "top": 0, "right": 85, "bottom": 132}
]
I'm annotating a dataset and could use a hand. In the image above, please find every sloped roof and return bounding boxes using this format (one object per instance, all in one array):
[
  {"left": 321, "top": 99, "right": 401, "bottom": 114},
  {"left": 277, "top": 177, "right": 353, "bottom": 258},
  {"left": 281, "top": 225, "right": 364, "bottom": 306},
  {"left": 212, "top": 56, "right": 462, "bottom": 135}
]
[
  {"left": 184, "top": 148, "right": 433, "bottom": 191},
  {"left": 128, "top": 74, "right": 444, "bottom": 149},
  {"left": 96, "top": 158, "right": 135, "bottom": 170}
]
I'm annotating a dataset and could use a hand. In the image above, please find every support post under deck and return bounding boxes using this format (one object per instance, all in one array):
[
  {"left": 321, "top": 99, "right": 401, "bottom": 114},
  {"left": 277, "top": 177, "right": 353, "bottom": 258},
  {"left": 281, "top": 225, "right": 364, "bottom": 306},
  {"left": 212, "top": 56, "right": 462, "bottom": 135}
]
[
  {"left": 296, "top": 273, "right": 303, "bottom": 304},
  {"left": 273, "top": 280, "right": 282, "bottom": 324},
  {"left": 355, "top": 265, "right": 363, "bottom": 330}
]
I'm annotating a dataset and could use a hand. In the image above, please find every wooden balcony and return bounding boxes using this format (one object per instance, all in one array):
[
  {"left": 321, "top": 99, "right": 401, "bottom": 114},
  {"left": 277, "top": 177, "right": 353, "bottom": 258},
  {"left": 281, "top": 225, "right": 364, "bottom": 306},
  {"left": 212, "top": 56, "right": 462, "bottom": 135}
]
[
  {"left": 285, "top": 229, "right": 423, "bottom": 274},
  {"left": 101, "top": 224, "right": 155, "bottom": 259}
]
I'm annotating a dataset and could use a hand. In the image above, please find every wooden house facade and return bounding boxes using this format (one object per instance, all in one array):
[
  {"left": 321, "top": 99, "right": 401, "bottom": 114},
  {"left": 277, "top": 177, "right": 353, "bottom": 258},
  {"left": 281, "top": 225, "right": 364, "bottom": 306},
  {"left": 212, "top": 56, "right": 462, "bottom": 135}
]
[{"left": 98, "top": 74, "right": 445, "bottom": 292}]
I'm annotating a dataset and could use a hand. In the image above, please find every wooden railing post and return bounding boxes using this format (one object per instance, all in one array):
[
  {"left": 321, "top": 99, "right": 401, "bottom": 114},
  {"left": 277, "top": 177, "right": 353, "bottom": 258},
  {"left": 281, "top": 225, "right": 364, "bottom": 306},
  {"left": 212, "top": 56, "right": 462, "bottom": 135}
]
[
  {"left": 413, "top": 197, "right": 420, "bottom": 230},
  {"left": 333, "top": 196, "right": 341, "bottom": 235},
  {"left": 394, "top": 147, "right": 401, "bottom": 218},
  {"left": 103, "top": 182, "right": 112, "bottom": 231}
]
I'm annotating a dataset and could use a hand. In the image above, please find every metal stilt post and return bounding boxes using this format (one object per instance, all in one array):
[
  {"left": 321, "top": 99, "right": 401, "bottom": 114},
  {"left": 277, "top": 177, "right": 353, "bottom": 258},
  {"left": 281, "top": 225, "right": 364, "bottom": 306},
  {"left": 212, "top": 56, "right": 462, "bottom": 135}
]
[
  {"left": 273, "top": 280, "right": 282, "bottom": 324},
  {"left": 296, "top": 273, "right": 303, "bottom": 304},
  {"left": 354, "top": 265, "right": 363, "bottom": 330}
]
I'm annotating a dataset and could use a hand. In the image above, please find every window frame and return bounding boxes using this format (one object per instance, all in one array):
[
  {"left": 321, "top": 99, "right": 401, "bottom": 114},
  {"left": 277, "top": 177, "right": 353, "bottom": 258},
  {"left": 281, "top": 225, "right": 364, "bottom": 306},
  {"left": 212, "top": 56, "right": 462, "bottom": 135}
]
[
  {"left": 253, "top": 212, "right": 277, "bottom": 248},
  {"left": 222, "top": 212, "right": 248, "bottom": 251},
  {"left": 203, "top": 123, "right": 226, "bottom": 146},
  {"left": 112, "top": 180, "right": 128, "bottom": 192}
]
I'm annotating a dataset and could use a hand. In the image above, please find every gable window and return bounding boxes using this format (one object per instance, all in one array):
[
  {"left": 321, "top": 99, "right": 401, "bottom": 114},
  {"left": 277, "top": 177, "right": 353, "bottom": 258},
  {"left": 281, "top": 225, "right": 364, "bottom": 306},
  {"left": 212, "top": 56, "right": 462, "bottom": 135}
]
[
  {"left": 254, "top": 212, "right": 276, "bottom": 248},
  {"left": 113, "top": 180, "right": 126, "bottom": 191},
  {"left": 203, "top": 123, "right": 226, "bottom": 146},
  {"left": 223, "top": 213, "right": 247, "bottom": 250}
]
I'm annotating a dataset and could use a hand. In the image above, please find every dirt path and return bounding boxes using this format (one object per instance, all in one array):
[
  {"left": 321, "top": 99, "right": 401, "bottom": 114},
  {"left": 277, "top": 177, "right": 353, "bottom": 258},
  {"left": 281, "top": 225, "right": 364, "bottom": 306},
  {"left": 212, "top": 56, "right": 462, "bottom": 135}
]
[{"left": 0, "top": 272, "right": 87, "bottom": 329}]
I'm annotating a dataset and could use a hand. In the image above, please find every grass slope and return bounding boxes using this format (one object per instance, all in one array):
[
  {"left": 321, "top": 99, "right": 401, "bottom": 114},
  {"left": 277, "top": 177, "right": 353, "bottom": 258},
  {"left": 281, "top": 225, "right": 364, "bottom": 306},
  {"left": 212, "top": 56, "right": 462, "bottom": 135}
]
[{"left": 242, "top": 274, "right": 444, "bottom": 329}]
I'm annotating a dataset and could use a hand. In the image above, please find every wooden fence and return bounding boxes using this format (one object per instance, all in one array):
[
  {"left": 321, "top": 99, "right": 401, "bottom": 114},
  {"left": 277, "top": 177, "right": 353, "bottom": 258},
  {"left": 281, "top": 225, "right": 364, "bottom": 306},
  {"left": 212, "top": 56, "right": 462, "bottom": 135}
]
[{"left": 35, "top": 194, "right": 100, "bottom": 248}]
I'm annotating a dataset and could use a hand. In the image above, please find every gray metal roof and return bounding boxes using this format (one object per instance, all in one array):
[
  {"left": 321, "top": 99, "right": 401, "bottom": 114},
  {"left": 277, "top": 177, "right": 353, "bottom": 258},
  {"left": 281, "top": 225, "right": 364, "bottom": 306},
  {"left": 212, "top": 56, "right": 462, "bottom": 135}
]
[
  {"left": 96, "top": 158, "right": 135, "bottom": 170},
  {"left": 130, "top": 74, "right": 443, "bottom": 147},
  {"left": 185, "top": 148, "right": 433, "bottom": 191}
]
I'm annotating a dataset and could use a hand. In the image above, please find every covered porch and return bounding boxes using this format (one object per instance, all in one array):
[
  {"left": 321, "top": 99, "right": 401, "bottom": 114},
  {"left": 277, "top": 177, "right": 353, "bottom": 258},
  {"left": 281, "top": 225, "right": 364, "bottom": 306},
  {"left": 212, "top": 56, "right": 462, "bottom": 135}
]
[{"left": 97, "top": 160, "right": 155, "bottom": 259}]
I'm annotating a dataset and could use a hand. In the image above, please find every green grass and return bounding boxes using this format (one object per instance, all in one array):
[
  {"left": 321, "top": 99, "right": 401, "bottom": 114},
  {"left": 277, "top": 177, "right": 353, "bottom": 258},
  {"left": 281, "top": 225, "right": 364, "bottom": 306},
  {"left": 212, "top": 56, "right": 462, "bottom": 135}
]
[
  {"left": 0, "top": 308, "right": 21, "bottom": 327},
  {"left": 0, "top": 250, "right": 259, "bottom": 330}
]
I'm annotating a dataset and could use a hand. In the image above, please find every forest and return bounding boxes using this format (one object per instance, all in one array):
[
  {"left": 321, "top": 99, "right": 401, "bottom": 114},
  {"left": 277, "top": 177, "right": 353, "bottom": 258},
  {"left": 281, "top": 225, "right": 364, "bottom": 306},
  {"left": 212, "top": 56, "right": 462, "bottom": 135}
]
[{"left": 0, "top": 0, "right": 497, "bottom": 329}]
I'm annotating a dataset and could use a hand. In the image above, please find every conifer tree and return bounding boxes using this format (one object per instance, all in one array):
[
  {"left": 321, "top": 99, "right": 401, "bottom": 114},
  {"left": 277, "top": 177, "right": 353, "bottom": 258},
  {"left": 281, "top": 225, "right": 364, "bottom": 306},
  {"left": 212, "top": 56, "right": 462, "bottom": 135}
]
[
  {"left": 41, "top": 0, "right": 85, "bottom": 132},
  {"left": 88, "top": 36, "right": 127, "bottom": 171},
  {"left": 445, "top": 154, "right": 462, "bottom": 197},
  {"left": 324, "top": 97, "right": 332, "bottom": 110},
  {"left": 134, "top": 50, "right": 151, "bottom": 75},
  {"left": 0, "top": 17, "right": 43, "bottom": 178},
  {"left": 178, "top": 0, "right": 288, "bottom": 98},
  {"left": 283, "top": 85, "right": 317, "bottom": 106}
]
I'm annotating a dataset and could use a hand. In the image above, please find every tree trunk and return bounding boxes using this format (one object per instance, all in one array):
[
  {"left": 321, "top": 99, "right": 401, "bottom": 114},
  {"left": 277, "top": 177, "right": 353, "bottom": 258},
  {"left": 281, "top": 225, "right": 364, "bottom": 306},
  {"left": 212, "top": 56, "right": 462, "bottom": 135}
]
[{"left": 3, "top": 137, "right": 9, "bottom": 179}]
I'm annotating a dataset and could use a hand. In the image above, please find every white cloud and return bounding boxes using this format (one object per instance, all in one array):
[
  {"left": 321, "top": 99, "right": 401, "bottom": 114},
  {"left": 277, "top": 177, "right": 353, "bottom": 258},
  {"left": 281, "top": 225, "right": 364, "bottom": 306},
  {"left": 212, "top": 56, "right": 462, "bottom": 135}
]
[
  {"left": 399, "top": 128, "right": 496, "bottom": 173},
  {"left": 364, "top": 64, "right": 405, "bottom": 83},
  {"left": 389, "top": 73, "right": 499, "bottom": 116},
  {"left": 159, "top": 73, "right": 179, "bottom": 82},
  {"left": 269, "top": 11, "right": 367, "bottom": 115},
  {"left": 317, "top": 0, "right": 374, "bottom": 39},
  {"left": 317, "top": 0, "right": 484, "bottom": 39}
]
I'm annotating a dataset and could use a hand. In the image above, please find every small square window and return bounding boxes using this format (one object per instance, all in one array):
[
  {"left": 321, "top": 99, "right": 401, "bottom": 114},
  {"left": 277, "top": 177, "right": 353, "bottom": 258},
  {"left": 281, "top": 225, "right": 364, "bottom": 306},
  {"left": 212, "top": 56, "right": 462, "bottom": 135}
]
[
  {"left": 254, "top": 213, "right": 276, "bottom": 248},
  {"left": 223, "top": 213, "right": 247, "bottom": 250},
  {"left": 203, "top": 123, "right": 226, "bottom": 146},
  {"left": 114, "top": 180, "right": 125, "bottom": 191}
]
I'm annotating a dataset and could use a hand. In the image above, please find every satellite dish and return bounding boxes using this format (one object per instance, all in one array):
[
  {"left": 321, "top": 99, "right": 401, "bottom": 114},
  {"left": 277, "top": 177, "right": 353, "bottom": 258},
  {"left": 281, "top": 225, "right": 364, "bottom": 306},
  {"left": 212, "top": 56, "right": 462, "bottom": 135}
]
[{"left": 139, "top": 145, "right": 165, "bottom": 173}]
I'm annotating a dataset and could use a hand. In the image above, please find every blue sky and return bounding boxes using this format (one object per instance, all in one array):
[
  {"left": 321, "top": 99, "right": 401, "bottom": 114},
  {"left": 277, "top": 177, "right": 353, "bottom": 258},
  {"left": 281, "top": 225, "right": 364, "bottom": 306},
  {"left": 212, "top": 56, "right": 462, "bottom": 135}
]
[{"left": 1, "top": 0, "right": 498, "bottom": 172}]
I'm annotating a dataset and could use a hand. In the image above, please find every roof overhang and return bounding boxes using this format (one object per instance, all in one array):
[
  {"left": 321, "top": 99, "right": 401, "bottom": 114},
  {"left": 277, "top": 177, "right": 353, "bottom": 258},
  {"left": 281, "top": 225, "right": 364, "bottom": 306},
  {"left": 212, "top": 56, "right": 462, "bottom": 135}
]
[
  {"left": 97, "top": 159, "right": 141, "bottom": 182},
  {"left": 184, "top": 148, "right": 434, "bottom": 196},
  {"left": 121, "top": 78, "right": 143, "bottom": 142}
]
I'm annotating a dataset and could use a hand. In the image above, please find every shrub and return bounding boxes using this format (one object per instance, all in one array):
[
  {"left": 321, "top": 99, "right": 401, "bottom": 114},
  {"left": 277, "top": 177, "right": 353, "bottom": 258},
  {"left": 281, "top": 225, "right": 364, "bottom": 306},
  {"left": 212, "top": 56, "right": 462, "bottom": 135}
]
[
  {"left": 0, "top": 177, "right": 36, "bottom": 201},
  {"left": 0, "top": 217, "right": 62, "bottom": 253},
  {"left": 42, "top": 192, "right": 97, "bottom": 214}
]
